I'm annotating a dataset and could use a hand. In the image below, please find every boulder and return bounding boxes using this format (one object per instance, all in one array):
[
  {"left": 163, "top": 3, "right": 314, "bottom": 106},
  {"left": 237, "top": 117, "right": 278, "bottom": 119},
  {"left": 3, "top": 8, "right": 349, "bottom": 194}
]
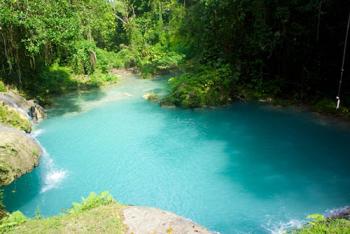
[
  {"left": 123, "top": 206, "right": 212, "bottom": 234},
  {"left": 0, "top": 126, "right": 42, "bottom": 186}
]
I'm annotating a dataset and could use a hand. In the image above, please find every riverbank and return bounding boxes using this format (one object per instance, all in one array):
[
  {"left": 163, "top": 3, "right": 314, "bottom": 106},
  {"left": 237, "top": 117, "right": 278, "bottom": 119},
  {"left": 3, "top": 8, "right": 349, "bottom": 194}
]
[{"left": 0, "top": 192, "right": 211, "bottom": 234}]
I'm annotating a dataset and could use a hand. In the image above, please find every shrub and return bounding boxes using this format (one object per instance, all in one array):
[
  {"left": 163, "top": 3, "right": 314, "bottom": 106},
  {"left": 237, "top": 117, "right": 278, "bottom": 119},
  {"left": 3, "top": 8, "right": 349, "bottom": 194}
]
[
  {"left": 294, "top": 214, "right": 350, "bottom": 234},
  {"left": 163, "top": 64, "right": 239, "bottom": 108},
  {"left": 33, "top": 63, "right": 78, "bottom": 98},
  {"left": 68, "top": 192, "right": 114, "bottom": 215},
  {"left": 70, "top": 40, "right": 97, "bottom": 75},
  {"left": 0, "top": 81, "right": 6, "bottom": 92},
  {"left": 0, "top": 211, "right": 27, "bottom": 232},
  {"left": 88, "top": 69, "right": 118, "bottom": 87},
  {"left": 96, "top": 48, "right": 122, "bottom": 73},
  {"left": 312, "top": 98, "right": 349, "bottom": 117}
]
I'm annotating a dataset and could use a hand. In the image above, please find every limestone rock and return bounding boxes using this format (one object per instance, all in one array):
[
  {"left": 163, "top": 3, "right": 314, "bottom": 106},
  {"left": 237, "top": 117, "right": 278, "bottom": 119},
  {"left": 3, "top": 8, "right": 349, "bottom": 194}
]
[
  {"left": 123, "top": 206, "right": 212, "bottom": 234},
  {"left": 0, "top": 126, "right": 42, "bottom": 185}
]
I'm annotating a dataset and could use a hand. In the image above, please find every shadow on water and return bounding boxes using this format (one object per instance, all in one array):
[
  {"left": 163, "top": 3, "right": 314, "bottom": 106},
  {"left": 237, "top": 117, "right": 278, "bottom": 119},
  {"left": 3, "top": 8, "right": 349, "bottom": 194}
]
[
  {"left": 3, "top": 167, "right": 41, "bottom": 214},
  {"left": 47, "top": 87, "right": 107, "bottom": 117}
]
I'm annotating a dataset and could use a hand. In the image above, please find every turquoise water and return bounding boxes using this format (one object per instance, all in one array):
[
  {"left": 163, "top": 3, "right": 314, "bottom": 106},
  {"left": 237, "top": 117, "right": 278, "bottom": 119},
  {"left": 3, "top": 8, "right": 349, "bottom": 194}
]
[{"left": 4, "top": 76, "right": 350, "bottom": 233}]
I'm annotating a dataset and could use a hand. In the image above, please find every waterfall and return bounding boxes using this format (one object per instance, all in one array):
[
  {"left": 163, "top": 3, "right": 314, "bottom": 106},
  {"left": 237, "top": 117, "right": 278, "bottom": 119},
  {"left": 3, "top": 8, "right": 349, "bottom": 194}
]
[{"left": 30, "top": 129, "right": 68, "bottom": 193}]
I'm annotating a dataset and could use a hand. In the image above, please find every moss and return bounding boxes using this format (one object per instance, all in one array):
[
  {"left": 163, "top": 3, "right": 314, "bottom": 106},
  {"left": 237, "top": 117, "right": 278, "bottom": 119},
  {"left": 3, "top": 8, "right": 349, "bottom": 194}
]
[
  {"left": 0, "top": 192, "right": 125, "bottom": 234},
  {"left": 0, "top": 104, "right": 31, "bottom": 132}
]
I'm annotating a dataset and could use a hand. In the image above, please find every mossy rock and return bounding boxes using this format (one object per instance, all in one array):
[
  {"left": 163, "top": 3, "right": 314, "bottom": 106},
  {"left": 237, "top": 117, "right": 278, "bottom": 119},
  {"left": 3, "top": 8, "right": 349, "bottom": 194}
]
[
  {"left": 0, "top": 104, "right": 31, "bottom": 133},
  {"left": 0, "top": 127, "right": 41, "bottom": 186}
]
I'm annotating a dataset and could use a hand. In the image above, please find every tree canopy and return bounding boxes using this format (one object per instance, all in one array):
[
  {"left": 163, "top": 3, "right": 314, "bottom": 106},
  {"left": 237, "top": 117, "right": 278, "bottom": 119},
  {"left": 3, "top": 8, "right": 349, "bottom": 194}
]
[{"left": 1, "top": 0, "right": 350, "bottom": 112}]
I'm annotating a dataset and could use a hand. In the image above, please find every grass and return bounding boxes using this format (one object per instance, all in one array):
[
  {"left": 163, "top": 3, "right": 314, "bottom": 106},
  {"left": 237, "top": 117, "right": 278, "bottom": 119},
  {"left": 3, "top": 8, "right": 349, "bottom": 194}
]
[
  {"left": 0, "top": 192, "right": 125, "bottom": 234},
  {"left": 0, "top": 104, "right": 31, "bottom": 132}
]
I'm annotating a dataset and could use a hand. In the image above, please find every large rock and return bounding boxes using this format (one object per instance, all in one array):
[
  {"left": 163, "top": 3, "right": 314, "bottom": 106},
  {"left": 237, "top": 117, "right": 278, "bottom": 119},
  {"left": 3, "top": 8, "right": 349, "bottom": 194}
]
[
  {"left": 123, "top": 206, "right": 212, "bottom": 234},
  {"left": 0, "top": 126, "right": 42, "bottom": 185}
]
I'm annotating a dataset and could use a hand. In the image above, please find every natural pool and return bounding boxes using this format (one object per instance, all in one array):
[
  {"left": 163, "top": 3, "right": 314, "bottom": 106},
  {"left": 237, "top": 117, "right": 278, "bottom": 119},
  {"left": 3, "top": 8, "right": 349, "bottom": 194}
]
[{"left": 4, "top": 76, "right": 350, "bottom": 233}]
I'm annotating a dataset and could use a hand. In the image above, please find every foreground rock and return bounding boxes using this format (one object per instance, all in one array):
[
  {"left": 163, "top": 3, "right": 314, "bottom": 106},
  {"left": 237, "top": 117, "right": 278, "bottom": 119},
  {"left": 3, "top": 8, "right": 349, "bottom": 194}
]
[
  {"left": 0, "top": 126, "right": 42, "bottom": 185},
  {"left": 123, "top": 206, "right": 211, "bottom": 234}
]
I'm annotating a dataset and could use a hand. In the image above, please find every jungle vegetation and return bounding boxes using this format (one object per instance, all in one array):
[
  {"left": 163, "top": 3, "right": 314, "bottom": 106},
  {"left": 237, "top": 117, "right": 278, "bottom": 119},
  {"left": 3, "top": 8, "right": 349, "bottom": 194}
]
[{"left": 0, "top": 0, "right": 350, "bottom": 110}]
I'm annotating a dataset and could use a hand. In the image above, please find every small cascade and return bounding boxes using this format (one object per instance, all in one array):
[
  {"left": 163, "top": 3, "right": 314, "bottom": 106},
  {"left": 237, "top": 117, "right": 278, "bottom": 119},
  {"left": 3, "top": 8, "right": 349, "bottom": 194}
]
[
  {"left": 30, "top": 129, "right": 68, "bottom": 193},
  {"left": 0, "top": 93, "right": 31, "bottom": 120}
]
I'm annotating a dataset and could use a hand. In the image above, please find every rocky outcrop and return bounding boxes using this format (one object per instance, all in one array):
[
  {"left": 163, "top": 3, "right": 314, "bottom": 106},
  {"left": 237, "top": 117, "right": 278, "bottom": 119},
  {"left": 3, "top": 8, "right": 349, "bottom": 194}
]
[
  {"left": 0, "top": 91, "right": 46, "bottom": 123},
  {"left": 123, "top": 206, "right": 212, "bottom": 234},
  {"left": 143, "top": 92, "right": 159, "bottom": 102},
  {"left": 327, "top": 206, "right": 350, "bottom": 220},
  {"left": 0, "top": 126, "right": 42, "bottom": 186}
]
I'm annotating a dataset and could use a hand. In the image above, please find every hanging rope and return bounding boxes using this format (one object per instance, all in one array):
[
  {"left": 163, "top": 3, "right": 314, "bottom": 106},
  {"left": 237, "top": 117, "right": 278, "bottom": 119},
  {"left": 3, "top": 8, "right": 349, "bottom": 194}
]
[{"left": 336, "top": 11, "right": 350, "bottom": 110}]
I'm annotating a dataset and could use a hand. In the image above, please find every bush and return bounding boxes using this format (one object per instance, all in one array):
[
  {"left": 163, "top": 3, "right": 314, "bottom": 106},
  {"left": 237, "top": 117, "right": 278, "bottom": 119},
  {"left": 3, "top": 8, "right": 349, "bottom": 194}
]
[
  {"left": 88, "top": 69, "right": 118, "bottom": 87},
  {"left": 115, "top": 47, "right": 139, "bottom": 69},
  {"left": 138, "top": 45, "right": 184, "bottom": 77},
  {"left": 31, "top": 63, "right": 78, "bottom": 103},
  {"left": 163, "top": 64, "right": 239, "bottom": 108},
  {"left": 68, "top": 192, "right": 114, "bottom": 215},
  {"left": 0, "top": 211, "right": 27, "bottom": 232},
  {"left": 0, "top": 81, "right": 6, "bottom": 92},
  {"left": 312, "top": 98, "right": 350, "bottom": 117},
  {"left": 294, "top": 214, "right": 350, "bottom": 234},
  {"left": 96, "top": 48, "right": 123, "bottom": 73},
  {"left": 70, "top": 40, "right": 97, "bottom": 75}
]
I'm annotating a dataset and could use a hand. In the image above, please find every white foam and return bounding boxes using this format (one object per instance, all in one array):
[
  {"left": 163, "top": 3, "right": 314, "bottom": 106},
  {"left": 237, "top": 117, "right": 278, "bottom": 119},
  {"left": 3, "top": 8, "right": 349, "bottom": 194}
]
[
  {"left": 41, "top": 169, "right": 67, "bottom": 193},
  {"left": 31, "top": 129, "right": 45, "bottom": 138},
  {"left": 264, "top": 219, "right": 304, "bottom": 234},
  {"left": 39, "top": 147, "right": 68, "bottom": 193}
]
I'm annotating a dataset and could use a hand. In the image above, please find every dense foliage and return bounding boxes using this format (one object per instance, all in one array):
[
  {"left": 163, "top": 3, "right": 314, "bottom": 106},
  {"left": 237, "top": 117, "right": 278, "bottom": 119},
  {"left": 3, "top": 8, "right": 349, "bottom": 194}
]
[
  {"left": 0, "top": 0, "right": 119, "bottom": 103},
  {"left": 1, "top": 0, "right": 350, "bottom": 110},
  {"left": 162, "top": 0, "right": 350, "bottom": 110}
]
